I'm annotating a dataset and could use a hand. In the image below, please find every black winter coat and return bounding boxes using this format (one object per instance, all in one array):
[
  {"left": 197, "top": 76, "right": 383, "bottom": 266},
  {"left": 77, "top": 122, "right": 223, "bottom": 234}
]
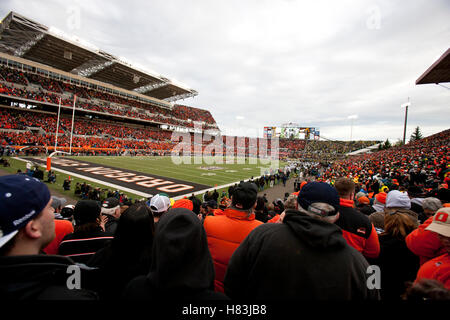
[
  {"left": 224, "top": 210, "right": 380, "bottom": 300},
  {"left": 123, "top": 208, "right": 228, "bottom": 300},
  {"left": 366, "top": 234, "right": 420, "bottom": 300},
  {"left": 0, "top": 255, "right": 98, "bottom": 300}
]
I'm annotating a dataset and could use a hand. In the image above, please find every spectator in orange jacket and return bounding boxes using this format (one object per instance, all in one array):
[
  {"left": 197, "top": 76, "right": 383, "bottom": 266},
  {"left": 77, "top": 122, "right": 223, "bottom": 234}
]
[
  {"left": 414, "top": 208, "right": 450, "bottom": 289},
  {"left": 334, "top": 177, "right": 380, "bottom": 259},
  {"left": 406, "top": 210, "right": 446, "bottom": 266},
  {"left": 203, "top": 182, "right": 262, "bottom": 293}
]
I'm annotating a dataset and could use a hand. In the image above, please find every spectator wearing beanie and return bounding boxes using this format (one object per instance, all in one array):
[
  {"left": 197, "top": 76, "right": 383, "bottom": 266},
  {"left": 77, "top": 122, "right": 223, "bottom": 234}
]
[
  {"left": 204, "top": 182, "right": 262, "bottom": 293},
  {"left": 334, "top": 178, "right": 380, "bottom": 259},
  {"left": 357, "top": 196, "right": 373, "bottom": 216},
  {"left": 58, "top": 200, "right": 114, "bottom": 264},
  {"left": 422, "top": 198, "right": 443, "bottom": 220},
  {"left": 384, "top": 191, "right": 419, "bottom": 225},
  {"left": 372, "top": 192, "right": 387, "bottom": 213},
  {"left": 0, "top": 175, "right": 97, "bottom": 300},
  {"left": 370, "top": 190, "right": 419, "bottom": 233},
  {"left": 172, "top": 198, "right": 194, "bottom": 211}
]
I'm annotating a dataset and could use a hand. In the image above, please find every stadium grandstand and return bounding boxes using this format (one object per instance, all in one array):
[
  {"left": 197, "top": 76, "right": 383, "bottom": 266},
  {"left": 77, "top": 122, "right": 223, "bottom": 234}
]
[
  {"left": 0, "top": 10, "right": 445, "bottom": 162},
  {"left": 0, "top": 11, "right": 225, "bottom": 155},
  {"left": 0, "top": 11, "right": 384, "bottom": 160}
]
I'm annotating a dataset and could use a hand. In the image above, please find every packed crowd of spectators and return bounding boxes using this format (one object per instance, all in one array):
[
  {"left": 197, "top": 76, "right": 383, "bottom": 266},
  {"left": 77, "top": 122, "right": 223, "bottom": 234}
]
[
  {"left": 0, "top": 106, "right": 384, "bottom": 159},
  {"left": 295, "top": 140, "right": 379, "bottom": 161},
  {"left": 0, "top": 66, "right": 29, "bottom": 86},
  {"left": 27, "top": 73, "right": 63, "bottom": 93},
  {"left": 0, "top": 107, "right": 178, "bottom": 153},
  {"left": 318, "top": 129, "right": 450, "bottom": 190},
  {"left": 172, "top": 104, "right": 216, "bottom": 125},
  {"left": 0, "top": 65, "right": 218, "bottom": 129}
]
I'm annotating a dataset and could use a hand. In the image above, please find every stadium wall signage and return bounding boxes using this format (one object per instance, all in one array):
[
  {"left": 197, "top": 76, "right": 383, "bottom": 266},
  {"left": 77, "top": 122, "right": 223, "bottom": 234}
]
[{"left": 26, "top": 157, "right": 210, "bottom": 197}]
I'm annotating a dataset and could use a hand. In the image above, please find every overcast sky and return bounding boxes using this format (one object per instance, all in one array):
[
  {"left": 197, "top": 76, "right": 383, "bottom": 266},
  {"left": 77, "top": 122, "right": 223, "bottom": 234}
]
[{"left": 1, "top": 0, "right": 449, "bottom": 142}]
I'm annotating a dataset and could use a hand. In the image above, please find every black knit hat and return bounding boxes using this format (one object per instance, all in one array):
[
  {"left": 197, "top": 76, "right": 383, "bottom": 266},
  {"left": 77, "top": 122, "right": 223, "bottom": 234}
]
[
  {"left": 232, "top": 182, "right": 258, "bottom": 210},
  {"left": 297, "top": 182, "right": 340, "bottom": 216}
]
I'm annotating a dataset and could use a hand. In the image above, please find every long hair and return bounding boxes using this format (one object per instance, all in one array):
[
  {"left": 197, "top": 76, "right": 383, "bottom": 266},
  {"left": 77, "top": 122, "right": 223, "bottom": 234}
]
[
  {"left": 112, "top": 203, "right": 155, "bottom": 255},
  {"left": 382, "top": 212, "right": 417, "bottom": 239},
  {"left": 92, "top": 203, "right": 155, "bottom": 299}
]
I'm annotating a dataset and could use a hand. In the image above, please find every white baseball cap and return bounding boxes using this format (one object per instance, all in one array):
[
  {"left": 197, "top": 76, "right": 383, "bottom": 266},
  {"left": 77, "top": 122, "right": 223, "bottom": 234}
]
[
  {"left": 426, "top": 208, "right": 450, "bottom": 237},
  {"left": 149, "top": 194, "right": 171, "bottom": 213}
]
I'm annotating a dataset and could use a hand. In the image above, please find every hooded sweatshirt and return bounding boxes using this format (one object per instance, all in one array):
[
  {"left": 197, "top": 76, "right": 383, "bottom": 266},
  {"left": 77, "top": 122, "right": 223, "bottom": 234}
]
[
  {"left": 0, "top": 255, "right": 98, "bottom": 300},
  {"left": 124, "top": 208, "right": 227, "bottom": 300},
  {"left": 224, "top": 209, "right": 380, "bottom": 300}
]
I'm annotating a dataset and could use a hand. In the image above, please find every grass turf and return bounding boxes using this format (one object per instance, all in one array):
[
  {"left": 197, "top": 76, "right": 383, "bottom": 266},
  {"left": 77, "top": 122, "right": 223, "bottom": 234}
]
[
  {"left": 69, "top": 156, "right": 283, "bottom": 187},
  {"left": 3, "top": 155, "right": 286, "bottom": 203}
]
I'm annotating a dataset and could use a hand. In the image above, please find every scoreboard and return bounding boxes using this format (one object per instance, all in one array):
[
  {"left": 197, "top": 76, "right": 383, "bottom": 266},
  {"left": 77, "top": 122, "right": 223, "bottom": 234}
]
[{"left": 264, "top": 125, "right": 320, "bottom": 140}]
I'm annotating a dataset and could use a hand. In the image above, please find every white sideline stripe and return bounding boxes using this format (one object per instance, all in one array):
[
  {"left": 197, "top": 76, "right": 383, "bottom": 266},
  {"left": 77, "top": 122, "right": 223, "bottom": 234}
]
[{"left": 13, "top": 157, "right": 275, "bottom": 201}]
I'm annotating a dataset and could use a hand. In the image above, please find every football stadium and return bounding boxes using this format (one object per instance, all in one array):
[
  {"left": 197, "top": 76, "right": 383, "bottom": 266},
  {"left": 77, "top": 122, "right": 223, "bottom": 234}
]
[
  {"left": 0, "top": 12, "right": 383, "bottom": 200},
  {"left": 0, "top": 5, "right": 449, "bottom": 308}
]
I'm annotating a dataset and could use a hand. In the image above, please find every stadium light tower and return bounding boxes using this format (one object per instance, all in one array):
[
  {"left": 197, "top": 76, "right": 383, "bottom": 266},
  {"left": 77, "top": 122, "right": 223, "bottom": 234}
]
[
  {"left": 401, "top": 98, "right": 410, "bottom": 145},
  {"left": 348, "top": 115, "right": 358, "bottom": 141}
]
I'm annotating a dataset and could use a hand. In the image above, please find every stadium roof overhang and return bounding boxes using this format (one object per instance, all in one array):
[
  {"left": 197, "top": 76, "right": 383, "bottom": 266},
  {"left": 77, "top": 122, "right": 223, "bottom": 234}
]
[
  {"left": 0, "top": 11, "right": 198, "bottom": 101},
  {"left": 416, "top": 48, "right": 450, "bottom": 85}
]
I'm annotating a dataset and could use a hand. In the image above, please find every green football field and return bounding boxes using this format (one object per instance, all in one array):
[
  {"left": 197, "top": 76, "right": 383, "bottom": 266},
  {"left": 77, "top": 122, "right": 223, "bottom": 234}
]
[{"left": 69, "top": 156, "right": 284, "bottom": 187}]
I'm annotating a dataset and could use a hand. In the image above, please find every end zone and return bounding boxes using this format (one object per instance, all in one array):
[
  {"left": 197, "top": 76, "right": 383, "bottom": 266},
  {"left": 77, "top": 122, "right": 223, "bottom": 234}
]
[{"left": 18, "top": 157, "right": 211, "bottom": 199}]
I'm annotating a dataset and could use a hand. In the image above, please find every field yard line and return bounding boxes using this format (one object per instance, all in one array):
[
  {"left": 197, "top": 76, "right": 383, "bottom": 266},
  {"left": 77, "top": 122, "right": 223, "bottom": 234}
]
[
  {"left": 85, "top": 160, "right": 228, "bottom": 185},
  {"left": 72, "top": 157, "right": 234, "bottom": 182},
  {"left": 77, "top": 155, "right": 263, "bottom": 179},
  {"left": 71, "top": 157, "right": 223, "bottom": 184},
  {"left": 73, "top": 156, "right": 266, "bottom": 185},
  {"left": 13, "top": 157, "right": 153, "bottom": 198}
]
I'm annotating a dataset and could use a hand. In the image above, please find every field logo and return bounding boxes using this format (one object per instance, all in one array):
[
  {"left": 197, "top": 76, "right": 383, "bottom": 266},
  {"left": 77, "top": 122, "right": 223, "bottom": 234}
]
[{"left": 198, "top": 166, "right": 223, "bottom": 171}]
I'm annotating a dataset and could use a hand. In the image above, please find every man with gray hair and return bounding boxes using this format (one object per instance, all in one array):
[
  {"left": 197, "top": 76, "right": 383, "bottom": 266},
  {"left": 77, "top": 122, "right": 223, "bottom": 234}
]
[
  {"left": 224, "top": 182, "right": 380, "bottom": 300},
  {"left": 422, "top": 197, "right": 443, "bottom": 219}
]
